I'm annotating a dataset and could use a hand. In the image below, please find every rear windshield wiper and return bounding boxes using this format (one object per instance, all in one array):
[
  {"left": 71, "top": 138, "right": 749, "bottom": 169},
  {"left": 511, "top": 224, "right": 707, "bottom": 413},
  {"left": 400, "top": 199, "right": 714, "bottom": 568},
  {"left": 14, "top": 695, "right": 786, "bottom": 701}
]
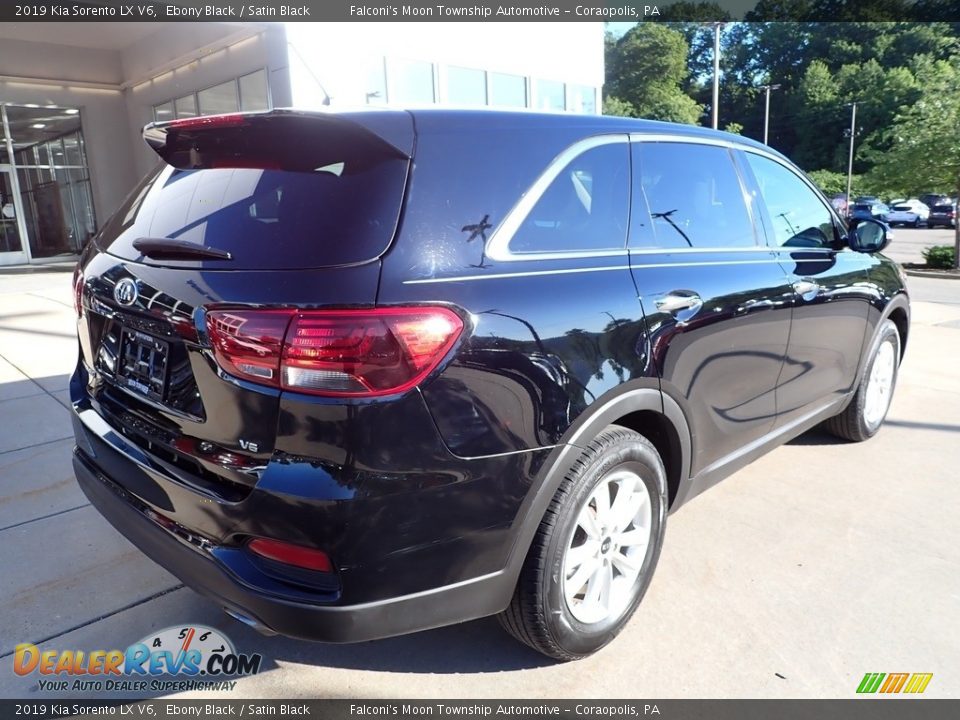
[{"left": 132, "top": 237, "right": 233, "bottom": 261}]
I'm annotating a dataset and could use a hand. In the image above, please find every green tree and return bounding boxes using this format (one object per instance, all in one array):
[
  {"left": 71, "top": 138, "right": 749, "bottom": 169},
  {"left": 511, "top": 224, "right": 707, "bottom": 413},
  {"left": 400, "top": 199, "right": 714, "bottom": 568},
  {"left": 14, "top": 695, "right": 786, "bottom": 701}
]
[
  {"left": 605, "top": 24, "right": 702, "bottom": 124},
  {"left": 869, "top": 57, "right": 960, "bottom": 267}
]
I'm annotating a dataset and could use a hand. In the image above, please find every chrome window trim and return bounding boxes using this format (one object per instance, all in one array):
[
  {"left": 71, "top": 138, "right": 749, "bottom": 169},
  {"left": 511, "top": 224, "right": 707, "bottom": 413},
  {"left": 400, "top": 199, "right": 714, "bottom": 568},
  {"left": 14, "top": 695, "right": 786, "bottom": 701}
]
[
  {"left": 403, "top": 258, "right": 787, "bottom": 285},
  {"left": 484, "top": 134, "right": 630, "bottom": 263},
  {"left": 484, "top": 131, "right": 845, "bottom": 264}
]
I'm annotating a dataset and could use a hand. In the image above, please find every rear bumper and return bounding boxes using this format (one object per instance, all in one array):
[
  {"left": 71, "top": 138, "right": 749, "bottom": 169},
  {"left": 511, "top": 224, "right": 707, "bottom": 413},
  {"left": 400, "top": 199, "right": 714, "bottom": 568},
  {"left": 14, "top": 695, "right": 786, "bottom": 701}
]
[{"left": 74, "top": 449, "right": 515, "bottom": 642}]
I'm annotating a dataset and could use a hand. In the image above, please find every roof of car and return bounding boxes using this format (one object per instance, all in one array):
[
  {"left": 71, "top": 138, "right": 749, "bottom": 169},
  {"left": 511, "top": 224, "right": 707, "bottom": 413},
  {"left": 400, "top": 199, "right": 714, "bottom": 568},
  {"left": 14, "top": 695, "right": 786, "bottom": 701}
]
[{"left": 404, "top": 108, "right": 786, "bottom": 159}]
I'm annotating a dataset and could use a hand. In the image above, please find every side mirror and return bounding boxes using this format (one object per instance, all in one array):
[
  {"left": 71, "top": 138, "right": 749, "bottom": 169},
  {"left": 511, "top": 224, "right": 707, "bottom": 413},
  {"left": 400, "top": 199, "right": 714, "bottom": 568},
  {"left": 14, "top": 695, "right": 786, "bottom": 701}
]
[{"left": 849, "top": 218, "right": 891, "bottom": 253}]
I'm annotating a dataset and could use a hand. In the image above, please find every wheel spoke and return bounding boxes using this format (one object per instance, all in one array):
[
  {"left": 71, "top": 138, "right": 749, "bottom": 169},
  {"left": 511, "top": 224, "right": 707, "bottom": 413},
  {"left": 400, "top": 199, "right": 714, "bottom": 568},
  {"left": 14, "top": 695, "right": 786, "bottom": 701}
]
[
  {"left": 591, "top": 483, "right": 611, "bottom": 521},
  {"left": 578, "top": 509, "right": 603, "bottom": 540},
  {"left": 583, "top": 560, "right": 610, "bottom": 609},
  {"left": 614, "top": 527, "right": 649, "bottom": 549},
  {"left": 565, "top": 553, "right": 600, "bottom": 603},
  {"left": 611, "top": 551, "right": 642, "bottom": 577},
  {"left": 565, "top": 541, "right": 597, "bottom": 572},
  {"left": 610, "top": 481, "right": 648, "bottom": 532}
]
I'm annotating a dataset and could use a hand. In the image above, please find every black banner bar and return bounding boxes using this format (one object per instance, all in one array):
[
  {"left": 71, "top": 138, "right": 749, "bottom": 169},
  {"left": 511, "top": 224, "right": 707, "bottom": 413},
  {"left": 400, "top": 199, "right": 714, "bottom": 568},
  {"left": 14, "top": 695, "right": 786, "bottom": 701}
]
[
  {"left": 2, "top": 0, "right": 960, "bottom": 22},
  {"left": 2, "top": 700, "right": 960, "bottom": 720}
]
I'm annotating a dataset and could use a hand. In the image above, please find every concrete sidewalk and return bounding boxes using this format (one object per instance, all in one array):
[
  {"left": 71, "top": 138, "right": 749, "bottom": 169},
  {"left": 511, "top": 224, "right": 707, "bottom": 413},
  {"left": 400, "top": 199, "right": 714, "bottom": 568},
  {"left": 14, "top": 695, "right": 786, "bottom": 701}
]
[{"left": 0, "top": 269, "right": 958, "bottom": 699}]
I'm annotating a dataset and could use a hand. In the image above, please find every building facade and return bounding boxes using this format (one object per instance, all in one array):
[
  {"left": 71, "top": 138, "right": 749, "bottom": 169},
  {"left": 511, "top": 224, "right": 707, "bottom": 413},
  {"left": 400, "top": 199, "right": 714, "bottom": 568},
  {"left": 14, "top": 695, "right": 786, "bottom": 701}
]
[{"left": 0, "top": 22, "right": 604, "bottom": 266}]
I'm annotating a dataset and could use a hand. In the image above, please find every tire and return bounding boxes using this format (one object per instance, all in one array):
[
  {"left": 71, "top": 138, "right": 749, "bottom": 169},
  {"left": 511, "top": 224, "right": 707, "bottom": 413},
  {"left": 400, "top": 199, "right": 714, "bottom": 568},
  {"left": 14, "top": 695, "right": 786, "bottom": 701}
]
[
  {"left": 824, "top": 319, "right": 901, "bottom": 442},
  {"left": 498, "top": 426, "right": 667, "bottom": 660},
  {"left": 912, "top": 217, "right": 921, "bottom": 228}
]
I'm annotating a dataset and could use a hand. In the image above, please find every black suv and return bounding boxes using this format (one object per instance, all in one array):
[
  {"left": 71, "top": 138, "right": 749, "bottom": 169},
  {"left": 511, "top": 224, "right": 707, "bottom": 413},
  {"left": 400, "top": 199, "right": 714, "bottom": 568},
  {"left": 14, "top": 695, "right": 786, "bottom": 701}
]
[{"left": 72, "top": 110, "right": 909, "bottom": 660}]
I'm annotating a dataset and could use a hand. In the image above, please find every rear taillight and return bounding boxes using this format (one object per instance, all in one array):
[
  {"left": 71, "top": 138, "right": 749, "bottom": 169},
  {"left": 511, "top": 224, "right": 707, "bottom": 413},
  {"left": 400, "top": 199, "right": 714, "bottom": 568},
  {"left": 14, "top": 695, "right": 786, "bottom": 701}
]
[
  {"left": 73, "top": 267, "right": 84, "bottom": 317},
  {"left": 205, "top": 307, "right": 463, "bottom": 397}
]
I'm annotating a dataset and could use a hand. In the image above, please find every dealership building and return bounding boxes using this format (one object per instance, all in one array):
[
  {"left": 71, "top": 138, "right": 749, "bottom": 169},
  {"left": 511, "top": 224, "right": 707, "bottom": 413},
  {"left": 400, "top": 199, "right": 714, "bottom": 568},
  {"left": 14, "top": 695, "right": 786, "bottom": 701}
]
[{"left": 0, "top": 21, "right": 604, "bottom": 267}]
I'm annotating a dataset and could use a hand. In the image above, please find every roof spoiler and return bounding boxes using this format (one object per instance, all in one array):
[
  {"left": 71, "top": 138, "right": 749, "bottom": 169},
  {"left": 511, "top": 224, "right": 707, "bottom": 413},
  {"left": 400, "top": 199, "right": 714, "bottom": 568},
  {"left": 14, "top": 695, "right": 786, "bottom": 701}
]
[{"left": 143, "top": 109, "right": 412, "bottom": 172}]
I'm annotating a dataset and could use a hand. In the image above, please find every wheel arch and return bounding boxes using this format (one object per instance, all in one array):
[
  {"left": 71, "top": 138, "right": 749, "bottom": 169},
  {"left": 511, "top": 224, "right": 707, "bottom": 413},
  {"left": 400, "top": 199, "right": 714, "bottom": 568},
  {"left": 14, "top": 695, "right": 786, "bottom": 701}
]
[{"left": 498, "top": 384, "right": 691, "bottom": 602}]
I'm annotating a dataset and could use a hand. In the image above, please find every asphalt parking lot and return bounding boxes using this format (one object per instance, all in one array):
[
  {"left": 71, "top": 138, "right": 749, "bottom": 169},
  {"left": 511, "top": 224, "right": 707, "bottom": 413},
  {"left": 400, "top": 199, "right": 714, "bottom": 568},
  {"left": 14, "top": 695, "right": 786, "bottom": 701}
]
[{"left": 1, "top": 228, "right": 958, "bottom": 699}]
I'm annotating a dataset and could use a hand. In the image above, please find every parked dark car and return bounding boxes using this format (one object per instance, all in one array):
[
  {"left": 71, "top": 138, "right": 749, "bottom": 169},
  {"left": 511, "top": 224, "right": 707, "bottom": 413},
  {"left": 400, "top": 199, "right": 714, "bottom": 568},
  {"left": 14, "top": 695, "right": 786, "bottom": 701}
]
[
  {"left": 71, "top": 110, "right": 910, "bottom": 661},
  {"left": 849, "top": 201, "right": 890, "bottom": 223},
  {"left": 919, "top": 193, "right": 950, "bottom": 210},
  {"left": 928, "top": 203, "right": 957, "bottom": 229}
]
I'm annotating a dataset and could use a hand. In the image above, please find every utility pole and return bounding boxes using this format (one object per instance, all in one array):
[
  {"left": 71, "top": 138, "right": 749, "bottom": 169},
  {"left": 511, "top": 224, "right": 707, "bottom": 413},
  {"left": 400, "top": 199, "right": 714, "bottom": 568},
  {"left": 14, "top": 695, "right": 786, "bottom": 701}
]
[
  {"left": 761, "top": 83, "right": 781, "bottom": 145},
  {"left": 846, "top": 102, "right": 858, "bottom": 212},
  {"left": 711, "top": 23, "right": 723, "bottom": 129}
]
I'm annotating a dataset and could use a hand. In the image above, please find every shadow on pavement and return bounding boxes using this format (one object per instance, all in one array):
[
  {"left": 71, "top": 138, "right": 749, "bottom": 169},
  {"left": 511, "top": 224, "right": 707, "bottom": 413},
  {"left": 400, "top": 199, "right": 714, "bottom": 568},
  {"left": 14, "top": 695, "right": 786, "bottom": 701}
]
[{"left": 173, "top": 589, "right": 556, "bottom": 675}]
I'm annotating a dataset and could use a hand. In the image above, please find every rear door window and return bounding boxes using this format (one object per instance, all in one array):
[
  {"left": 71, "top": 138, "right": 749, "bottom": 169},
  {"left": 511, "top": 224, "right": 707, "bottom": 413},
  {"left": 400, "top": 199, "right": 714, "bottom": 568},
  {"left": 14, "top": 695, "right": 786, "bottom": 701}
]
[{"left": 630, "top": 142, "right": 757, "bottom": 249}]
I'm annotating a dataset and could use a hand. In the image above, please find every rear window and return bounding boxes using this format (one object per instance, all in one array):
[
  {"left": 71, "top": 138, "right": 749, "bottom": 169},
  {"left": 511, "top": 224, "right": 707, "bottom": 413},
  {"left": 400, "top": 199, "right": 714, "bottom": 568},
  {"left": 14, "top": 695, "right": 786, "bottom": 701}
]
[
  {"left": 933, "top": 204, "right": 955, "bottom": 212},
  {"left": 892, "top": 205, "right": 912, "bottom": 211},
  {"left": 852, "top": 204, "right": 871, "bottom": 212},
  {"left": 97, "top": 161, "right": 407, "bottom": 270},
  {"left": 98, "top": 112, "right": 411, "bottom": 270}
]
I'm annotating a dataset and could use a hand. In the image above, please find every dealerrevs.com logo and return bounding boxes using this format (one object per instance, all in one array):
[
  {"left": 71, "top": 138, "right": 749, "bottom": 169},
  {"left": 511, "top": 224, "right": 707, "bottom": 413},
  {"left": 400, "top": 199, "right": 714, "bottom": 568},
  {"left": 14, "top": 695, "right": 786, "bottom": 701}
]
[{"left": 13, "top": 625, "right": 262, "bottom": 693}]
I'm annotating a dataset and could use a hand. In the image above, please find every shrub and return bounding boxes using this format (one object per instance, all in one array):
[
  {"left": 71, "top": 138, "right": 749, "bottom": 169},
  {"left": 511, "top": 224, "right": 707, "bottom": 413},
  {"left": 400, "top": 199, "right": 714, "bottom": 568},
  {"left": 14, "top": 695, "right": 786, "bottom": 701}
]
[{"left": 921, "top": 245, "right": 957, "bottom": 269}]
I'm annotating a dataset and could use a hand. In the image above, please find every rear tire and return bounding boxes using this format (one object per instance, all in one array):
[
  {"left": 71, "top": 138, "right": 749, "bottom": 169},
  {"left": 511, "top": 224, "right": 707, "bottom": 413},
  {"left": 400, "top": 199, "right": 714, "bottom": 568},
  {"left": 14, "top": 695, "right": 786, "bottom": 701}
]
[
  {"left": 824, "top": 319, "right": 901, "bottom": 442},
  {"left": 498, "top": 426, "right": 667, "bottom": 661}
]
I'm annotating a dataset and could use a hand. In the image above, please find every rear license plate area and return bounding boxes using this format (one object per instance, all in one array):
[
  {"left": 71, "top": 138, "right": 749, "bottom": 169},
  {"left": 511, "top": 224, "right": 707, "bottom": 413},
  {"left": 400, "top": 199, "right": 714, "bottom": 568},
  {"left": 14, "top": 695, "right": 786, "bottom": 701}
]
[{"left": 116, "top": 327, "right": 169, "bottom": 403}]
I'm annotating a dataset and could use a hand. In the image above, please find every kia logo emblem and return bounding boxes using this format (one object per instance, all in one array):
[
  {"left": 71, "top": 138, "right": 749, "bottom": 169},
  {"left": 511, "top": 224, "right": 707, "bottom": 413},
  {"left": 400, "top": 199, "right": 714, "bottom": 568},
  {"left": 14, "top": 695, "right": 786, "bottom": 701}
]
[{"left": 114, "top": 278, "right": 139, "bottom": 306}]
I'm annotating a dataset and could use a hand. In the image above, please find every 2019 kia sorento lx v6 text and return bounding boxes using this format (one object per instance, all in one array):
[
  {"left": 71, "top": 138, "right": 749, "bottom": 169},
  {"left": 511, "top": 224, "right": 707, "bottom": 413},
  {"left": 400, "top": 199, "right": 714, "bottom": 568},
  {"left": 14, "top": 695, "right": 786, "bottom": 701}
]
[{"left": 71, "top": 109, "right": 909, "bottom": 660}]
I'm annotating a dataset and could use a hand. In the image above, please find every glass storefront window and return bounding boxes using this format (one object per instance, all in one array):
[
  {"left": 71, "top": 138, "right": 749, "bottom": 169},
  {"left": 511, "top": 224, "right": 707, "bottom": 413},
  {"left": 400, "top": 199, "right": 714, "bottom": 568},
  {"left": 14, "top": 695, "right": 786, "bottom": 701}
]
[
  {"left": 536, "top": 80, "right": 566, "bottom": 111},
  {"left": 391, "top": 59, "right": 435, "bottom": 104},
  {"left": 446, "top": 66, "right": 486, "bottom": 106},
  {"left": 154, "top": 101, "right": 174, "bottom": 123},
  {"left": 489, "top": 73, "right": 527, "bottom": 108},
  {"left": 365, "top": 59, "right": 388, "bottom": 105},
  {"left": 153, "top": 70, "right": 272, "bottom": 123},
  {"left": 175, "top": 95, "right": 198, "bottom": 119},
  {"left": 2, "top": 104, "right": 96, "bottom": 259},
  {"left": 198, "top": 80, "right": 239, "bottom": 115},
  {"left": 239, "top": 70, "right": 269, "bottom": 111},
  {"left": 570, "top": 85, "right": 597, "bottom": 114}
]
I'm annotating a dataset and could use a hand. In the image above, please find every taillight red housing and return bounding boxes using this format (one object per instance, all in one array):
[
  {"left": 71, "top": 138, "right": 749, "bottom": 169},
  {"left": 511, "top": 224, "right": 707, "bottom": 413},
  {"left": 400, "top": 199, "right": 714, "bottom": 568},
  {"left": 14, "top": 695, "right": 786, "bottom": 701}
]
[{"left": 205, "top": 307, "right": 464, "bottom": 397}]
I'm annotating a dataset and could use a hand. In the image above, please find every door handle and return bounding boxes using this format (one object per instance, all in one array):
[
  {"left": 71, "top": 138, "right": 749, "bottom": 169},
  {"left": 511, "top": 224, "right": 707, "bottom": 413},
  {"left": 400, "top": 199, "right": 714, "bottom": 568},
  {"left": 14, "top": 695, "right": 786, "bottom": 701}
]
[
  {"left": 656, "top": 291, "right": 703, "bottom": 315},
  {"left": 792, "top": 280, "right": 821, "bottom": 300}
]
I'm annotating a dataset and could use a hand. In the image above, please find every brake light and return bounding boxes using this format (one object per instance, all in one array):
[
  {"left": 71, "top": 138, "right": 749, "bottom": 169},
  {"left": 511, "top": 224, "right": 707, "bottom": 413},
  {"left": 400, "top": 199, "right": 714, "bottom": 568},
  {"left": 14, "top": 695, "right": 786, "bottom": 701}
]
[
  {"left": 73, "top": 267, "right": 84, "bottom": 317},
  {"left": 166, "top": 113, "right": 248, "bottom": 132},
  {"left": 205, "top": 307, "right": 463, "bottom": 397},
  {"left": 247, "top": 538, "right": 333, "bottom": 573}
]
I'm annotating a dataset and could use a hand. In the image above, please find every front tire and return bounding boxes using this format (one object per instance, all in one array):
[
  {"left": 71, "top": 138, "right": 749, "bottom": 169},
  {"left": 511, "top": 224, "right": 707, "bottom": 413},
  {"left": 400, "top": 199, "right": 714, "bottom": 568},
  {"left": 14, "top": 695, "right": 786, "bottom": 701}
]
[
  {"left": 498, "top": 426, "right": 667, "bottom": 660},
  {"left": 824, "top": 319, "right": 901, "bottom": 442}
]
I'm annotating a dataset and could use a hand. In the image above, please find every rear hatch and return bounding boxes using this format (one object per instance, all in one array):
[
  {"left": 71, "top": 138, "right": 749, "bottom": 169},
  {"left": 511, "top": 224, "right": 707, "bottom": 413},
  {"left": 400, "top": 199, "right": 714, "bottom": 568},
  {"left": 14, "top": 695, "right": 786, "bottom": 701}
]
[{"left": 75, "top": 110, "right": 414, "bottom": 509}]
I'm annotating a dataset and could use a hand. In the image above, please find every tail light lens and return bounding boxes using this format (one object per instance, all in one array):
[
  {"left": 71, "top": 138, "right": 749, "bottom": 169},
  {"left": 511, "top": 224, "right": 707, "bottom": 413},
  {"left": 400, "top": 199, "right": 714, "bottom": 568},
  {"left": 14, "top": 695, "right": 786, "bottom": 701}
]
[{"left": 206, "top": 307, "right": 463, "bottom": 397}]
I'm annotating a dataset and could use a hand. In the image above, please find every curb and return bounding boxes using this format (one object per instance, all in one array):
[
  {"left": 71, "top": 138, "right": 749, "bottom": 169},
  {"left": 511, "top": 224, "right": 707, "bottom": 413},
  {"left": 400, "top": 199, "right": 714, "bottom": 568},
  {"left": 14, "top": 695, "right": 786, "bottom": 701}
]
[
  {"left": 903, "top": 269, "right": 960, "bottom": 280},
  {"left": 0, "top": 263, "right": 75, "bottom": 275}
]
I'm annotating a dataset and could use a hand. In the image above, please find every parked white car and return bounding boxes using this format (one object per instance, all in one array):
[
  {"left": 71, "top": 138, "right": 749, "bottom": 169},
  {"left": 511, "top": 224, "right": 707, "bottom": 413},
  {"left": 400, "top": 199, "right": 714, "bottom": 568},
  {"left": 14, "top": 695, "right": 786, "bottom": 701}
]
[{"left": 887, "top": 200, "right": 929, "bottom": 227}]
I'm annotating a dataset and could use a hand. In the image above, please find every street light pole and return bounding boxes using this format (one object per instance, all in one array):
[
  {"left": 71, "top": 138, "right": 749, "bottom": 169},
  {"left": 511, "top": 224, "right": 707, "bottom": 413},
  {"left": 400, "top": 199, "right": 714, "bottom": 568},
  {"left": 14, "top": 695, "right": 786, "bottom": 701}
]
[
  {"left": 711, "top": 23, "right": 723, "bottom": 129},
  {"left": 846, "top": 102, "right": 858, "bottom": 212},
  {"left": 761, "top": 83, "right": 781, "bottom": 145}
]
